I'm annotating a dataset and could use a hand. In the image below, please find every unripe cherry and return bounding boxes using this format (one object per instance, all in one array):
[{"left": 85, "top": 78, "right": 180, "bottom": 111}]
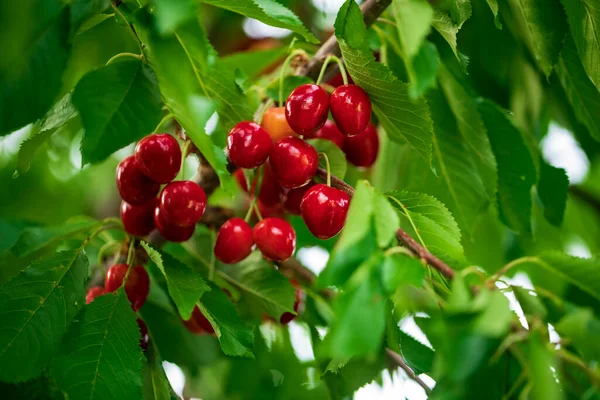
[
  {"left": 159, "top": 181, "right": 207, "bottom": 227},
  {"left": 154, "top": 207, "right": 195, "bottom": 242},
  {"left": 134, "top": 133, "right": 181, "bottom": 183},
  {"left": 227, "top": 121, "right": 272, "bottom": 168},
  {"left": 120, "top": 198, "right": 157, "bottom": 237},
  {"left": 104, "top": 264, "right": 150, "bottom": 311},
  {"left": 253, "top": 217, "right": 296, "bottom": 261},
  {"left": 116, "top": 155, "right": 160, "bottom": 205},
  {"left": 330, "top": 84, "right": 372, "bottom": 136},
  {"left": 285, "top": 84, "right": 329, "bottom": 134},
  {"left": 343, "top": 123, "right": 379, "bottom": 167},
  {"left": 214, "top": 218, "right": 254, "bottom": 264},
  {"left": 269, "top": 137, "right": 318, "bottom": 189},
  {"left": 300, "top": 184, "right": 350, "bottom": 239}
]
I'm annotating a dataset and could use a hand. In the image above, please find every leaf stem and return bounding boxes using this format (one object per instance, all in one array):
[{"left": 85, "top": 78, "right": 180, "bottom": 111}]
[
  {"left": 487, "top": 256, "right": 539, "bottom": 285},
  {"left": 316, "top": 55, "right": 348, "bottom": 85},
  {"left": 122, "top": 238, "right": 137, "bottom": 285},
  {"left": 106, "top": 52, "right": 143, "bottom": 65},
  {"left": 153, "top": 113, "right": 173, "bottom": 133}
]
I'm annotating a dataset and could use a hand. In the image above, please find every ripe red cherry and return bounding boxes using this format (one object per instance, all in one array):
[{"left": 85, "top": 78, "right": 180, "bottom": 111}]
[
  {"left": 343, "top": 123, "right": 379, "bottom": 167},
  {"left": 256, "top": 199, "right": 285, "bottom": 219},
  {"left": 120, "top": 198, "right": 157, "bottom": 237},
  {"left": 300, "top": 184, "right": 350, "bottom": 239},
  {"left": 285, "top": 84, "right": 329, "bottom": 134},
  {"left": 116, "top": 155, "right": 160, "bottom": 205},
  {"left": 330, "top": 84, "right": 372, "bottom": 136},
  {"left": 304, "top": 120, "right": 344, "bottom": 148},
  {"left": 253, "top": 217, "right": 296, "bottom": 261},
  {"left": 214, "top": 218, "right": 254, "bottom": 264},
  {"left": 154, "top": 207, "right": 195, "bottom": 242},
  {"left": 135, "top": 133, "right": 182, "bottom": 183},
  {"left": 262, "top": 107, "right": 297, "bottom": 142},
  {"left": 137, "top": 318, "right": 149, "bottom": 351},
  {"left": 85, "top": 286, "right": 106, "bottom": 304},
  {"left": 182, "top": 306, "right": 215, "bottom": 335},
  {"left": 269, "top": 137, "right": 318, "bottom": 188},
  {"left": 283, "top": 181, "right": 315, "bottom": 215},
  {"left": 105, "top": 264, "right": 150, "bottom": 311},
  {"left": 159, "top": 181, "right": 207, "bottom": 227},
  {"left": 280, "top": 280, "right": 305, "bottom": 325},
  {"left": 227, "top": 121, "right": 272, "bottom": 168}
]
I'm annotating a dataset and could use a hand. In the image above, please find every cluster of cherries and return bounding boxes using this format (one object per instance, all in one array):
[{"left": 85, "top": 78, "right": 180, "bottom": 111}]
[
  {"left": 215, "top": 81, "right": 376, "bottom": 268},
  {"left": 117, "top": 133, "right": 207, "bottom": 242}
]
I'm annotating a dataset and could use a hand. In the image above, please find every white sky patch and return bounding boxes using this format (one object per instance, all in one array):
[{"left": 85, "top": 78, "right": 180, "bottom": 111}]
[
  {"left": 163, "top": 361, "right": 185, "bottom": 398},
  {"left": 399, "top": 315, "right": 432, "bottom": 349},
  {"left": 296, "top": 246, "right": 329, "bottom": 275},
  {"left": 205, "top": 111, "right": 219, "bottom": 136},
  {"left": 288, "top": 321, "right": 315, "bottom": 362},
  {"left": 565, "top": 237, "right": 592, "bottom": 258},
  {"left": 243, "top": 18, "right": 292, "bottom": 39},
  {"left": 541, "top": 123, "right": 589, "bottom": 184}
]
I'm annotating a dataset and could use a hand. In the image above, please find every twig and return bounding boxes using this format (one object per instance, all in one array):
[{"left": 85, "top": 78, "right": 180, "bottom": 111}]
[{"left": 385, "top": 348, "right": 432, "bottom": 394}]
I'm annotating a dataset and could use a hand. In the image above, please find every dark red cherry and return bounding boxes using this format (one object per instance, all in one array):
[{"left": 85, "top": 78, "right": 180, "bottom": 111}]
[
  {"left": 159, "top": 181, "right": 207, "bottom": 227},
  {"left": 234, "top": 165, "right": 283, "bottom": 207},
  {"left": 300, "top": 184, "right": 350, "bottom": 239},
  {"left": 135, "top": 133, "right": 182, "bottom": 183},
  {"left": 227, "top": 121, "right": 272, "bottom": 168},
  {"left": 256, "top": 199, "right": 285, "bottom": 219},
  {"left": 269, "top": 137, "right": 318, "bottom": 189},
  {"left": 305, "top": 120, "right": 344, "bottom": 148},
  {"left": 137, "top": 318, "right": 149, "bottom": 351},
  {"left": 285, "top": 84, "right": 329, "bottom": 134},
  {"left": 330, "top": 84, "right": 372, "bottom": 136},
  {"left": 85, "top": 286, "right": 106, "bottom": 304},
  {"left": 262, "top": 107, "right": 297, "bottom": 142},
  {"left": 116, "top": 155, "right": 160, "bottom": 205},
  {"left": 154, "top": 207, "right": 195, "bottom": 242},
  {"left": 280, "top": 279, "right": 305, "bottom": 325},
  {"left": 182, "top": 306, "right": 215, "bottom": 335},
  {"left": 105, "top": 263, "right": 150, "bottom": 311},
  {"left": 343, "top": 123, "right": 379, "bottom": 167},
  {"left": 283, "top": 181, "right": 315, "bottom": 215},
  {"left": 253, "top": 217, "right": 296, "bottom": 261},
  {"left": 214, "top": 218, "right": 254, "bottom": 264},
  {"left": 120, "top": 198, "right": 157, "bottom": 237}
]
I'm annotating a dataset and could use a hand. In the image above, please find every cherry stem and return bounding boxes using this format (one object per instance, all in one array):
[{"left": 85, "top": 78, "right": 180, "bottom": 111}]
[
  {"left": 244, "top": 166, "right": 264, "bottom": 222},
  {"left": 153, "top": 113, "right": 173, "bottom": 133},
  {"left": 122, "top": 238, "right": 136, "bottom": 286},
  {"left": 178, "top": 140, "right": 192, "bottom": 180},
  {"left": 316, "top": 55, "right": 348, "bottom": 86},
  {"left": 253, "top": 202, "right": 264, "bottom": 221},
  {"left": 254, "top": 99, "right": 274, "bottom": 124},
  {"left": 318, "top": 152, "right": 332, "bottom": 187},
  {"left": 106, "top": 52, "right": 143, "bottom": 65},
  {"left": 97, "top": 241, "right": 121, "bottom": 270},
  {"left": 208, "top": 229, "right": 216, "bottom": 282},
  {"left": 278, "top": 49, "right": 309, "bottom": 106},
  {"left": 384, "top": 246, "right": 414, "bottom": 258}
]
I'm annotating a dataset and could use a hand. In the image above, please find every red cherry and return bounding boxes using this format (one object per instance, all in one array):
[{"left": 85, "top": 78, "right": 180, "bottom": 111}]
[
  {"left": 262, "top": 107, "right": 297, "bottom": 142},
  {"left": 134, "top": 133, "right": 182, "bottom": 183},
  {"left": 234, "top": 165, "right": 283, "bottom": 207},
  {"left": 214, "top": 218, "right": 254, "bottom": 264},
  {"left": 116, "top": 155, "right": 160, "bottom": 205},
  {"left": 256, "top": 199, "right": 285, "bottom": 219},
  {"left": 253, "top": 217, "right": 296, "bottom": 261},
  {"left": 227, "top": 121, "right": 272, "bottom": 168},
  {"left": 182, "top": 306, "right": 215, "bottom": 335},
  {"left": 283, "top": 181, "right": 315, "bottom": 215},
  {"left": 120, "top": 198, "right": 157, "bottom": 237},
  {"left": 280, "top": 280, "right": 305, "bottom": 325},
  {"left": 105, "top": 264, "right": 150, "bottom": 311},
  {"left": 85, "top": 286, "right": 106, "bottom": 304},
  {"left": 300, "top": 184, "right": 350, "bottom": 239},
  {"left": 304, "top": 120, "right": 344, "bottom": 148},
  {"left": 137, "top": 318, "right": 149, "bottom": 351},
  {"left": 330, "top": 84, "right": 372, "bottom": 136},
  {"left": 285, "top": 84, "right": 329, "bottom": 134},
  {"left": 159, "top": 181, "right": 207, "bottom": 227},
  {"left": 326, "top": 71, "right": 355, "bottom": 87},
  {"left": 269, "top": 137, "right": 318, "bottom": 189},
  {"left": 154, "top": 207, "right": 195, "bottom": 242},
  {"left": 343, "top": 123, "right": 379, "bottom": 167}
]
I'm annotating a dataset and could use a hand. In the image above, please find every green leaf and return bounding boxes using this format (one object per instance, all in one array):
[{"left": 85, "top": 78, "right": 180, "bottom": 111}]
[
  {"left": 485, "top": 0, "right": 502, "bottom": 28},
  {"left": 0, "top": 249, "right": 88, "bottom": 382},
  {"left": 307, "top": 138, "right": 347, "bottom": 180},
  {"left": 0, "top": 4, "right": 70, "bottom": 136},
  {"left": 221, "top": 47, "right": 286, "bottom": 79},
  {"left": 380, "top": 254, "right": 425, "bottom": 294},
  {"left": 387, "top": 190, "right": 464, "bottom": 263},
  {"left": 70, "top": 0, "right": 110, "bottom": 33},
  {"left": 409, "top": 41, "right": 441, "bottom": 98},
  {"left": 556, "top": 35, "right": 600, "bottom": 142},
  {"left": 52, "top": 289, "right": 144, "bottom": 399},
  {"left": 439, "top": 0, "right": 472, "bottom": 28},
  {"left": 561, "top": 0, "right": 600, "bottom": 90},
  {"left": 556, "top": 309, "right": 600, "bottom": 362},
  {"left": 152, "top": 0, "right": 197, "bottom": 34},
  {"left": 392, "top": 0, "right": 433, "bottom": 60},
  {"left": 478, "top": 100, "right": 537, "bottom": 233},
  {"left": 373, "top": 191, "right": 400, "bottom": 248},
  {"left": 197, "top": 284, "right": 255, "bottom": 358},
  {"left": 386, "top": 314, "right": 434, "bottom": 374},
  {"left": 218, "top": 253, "right": 296, "bottom": 319},
  {"left": 141, "top": 242, "right": 210, "bottom": 320},
  {"left": 507, "top": 0, "right": 567, "bottom": 77},
  {"left": 10, "top": 217, "right": 104, "bottom": 258},
  {"left": 432, "top": 10, "right": 462, "bottom": 63},
  {"left": 335, "top": 0, "right": 434, "bottom": 164},
  {"left": 72, "top": 59, "right": 162, "bottom": 164},
  {"left": 537, "top": 160, "right": 569, "bottom": 226},
  {"left": 143, "top": 342, "right": 180, "bottom": 400},
  {"left": 525, "top": 330, "right": 561, "bottom": 400},
  {"left": 198, "top": 0, "right": 318, "bottom": 44}
]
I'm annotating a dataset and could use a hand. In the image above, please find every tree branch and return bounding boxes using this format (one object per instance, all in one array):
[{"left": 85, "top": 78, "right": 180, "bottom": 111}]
[{"left": 385, "top": 348, "right": 432, "bottom": 394}]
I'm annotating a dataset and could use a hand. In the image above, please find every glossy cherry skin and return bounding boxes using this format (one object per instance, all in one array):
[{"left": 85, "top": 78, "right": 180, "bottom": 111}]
[
  {"left": 227, "top": 121, "right": 272, "bottom": 168},
  {"left": 256, "top": 199, "right": 285, "bottom": 219},
  {"left": 253, "top": 217, "right": 296, "bottom": 261},
  {"left": 137, "top": 318, "right": 149, "bottom": 351},
  {"left": 262, "top": 107, "right": 297, "bottom": 142},
  {"left": 105, "top": 264, "right": 150, "bottom": 311},
  {"left": 269, "top": 137, "right": 318, "bottom": 189},
  {"left": 214, "top": 218, "right": 254, "bottom": 264},
  {"left": 159, "top": 181, "right": 207, "bottom": 227},
  {"left": 283, "top": 181, "right": 315, "bottom": 215},
  {"left": 304, "top": 120, "right": 344, "bottom": 148},
  {"left": 120, "top": 198, "right": 157, "bottom": 237},
  {"left": 330, "top": 84, "right": 372, "bottom": 136},
  {"left": 285, "top": 84, "right": 329, "bottom": 135},
  {"left": 280, "top": 279, "right": 305, "bottom": 325},
  {"left": 343, "top": 123, "right": 379, "bottom": 167},
  {"left": 182, "top": 306, "right": 215, "bottom": 335},
  {"left": 135, "top": 133, "right": 182, "bottom": 183},
  {"left": 154, "top": 207, "right": 195, "bottom": 242},
  {"left": 301, "top": 184, "right": 351, "bottom": 239},
  {"left": 85, "top": 286, "right": 106, "bottom": 304},
  {"left": 116, "top": 155, "right": 160, "bottom": 205}
]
